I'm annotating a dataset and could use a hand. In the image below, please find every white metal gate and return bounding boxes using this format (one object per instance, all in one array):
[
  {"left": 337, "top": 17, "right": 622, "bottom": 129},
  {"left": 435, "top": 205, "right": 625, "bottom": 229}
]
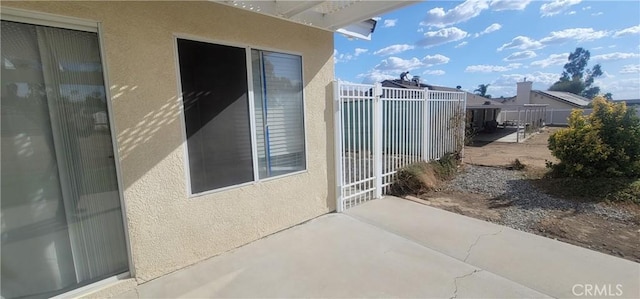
[{"left": 333, "top": 81, "right": 466, "bottom": 211}]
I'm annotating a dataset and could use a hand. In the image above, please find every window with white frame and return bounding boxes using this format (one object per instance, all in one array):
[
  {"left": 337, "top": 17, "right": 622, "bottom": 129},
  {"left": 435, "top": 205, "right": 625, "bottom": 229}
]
[{"left": 177, "top": 39, "right": 306, "bottom": 194}]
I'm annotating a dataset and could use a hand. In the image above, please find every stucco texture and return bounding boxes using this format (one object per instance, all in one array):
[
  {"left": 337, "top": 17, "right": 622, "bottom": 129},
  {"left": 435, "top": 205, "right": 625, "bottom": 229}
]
[{"left": 2, "top": 1, "right": 336, "bottom": 282}]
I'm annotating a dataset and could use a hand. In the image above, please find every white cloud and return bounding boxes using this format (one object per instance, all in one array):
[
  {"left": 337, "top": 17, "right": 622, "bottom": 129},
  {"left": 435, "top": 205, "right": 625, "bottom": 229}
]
[
  {"left": 489, "top": 71, "right": 562, "bottom": 97},
  {"left": 372, "top": 17, "right": 382, "bottom": 21},
  {"left": 357, "top": 54, "right": 450, "bottom": 83},
  {"left": 620, "top": 65, "right": 640, "bottom": 74},
  {"left": 373, "top": 44, "right": 415, "bottom": 56},
  {"left": 595, "top": 77, "right": 640, "bottom": 99},
  {"left": 504, "top": 50, "right": 538, "bottom": 61},
  {"left": 420, "top": 0, "right": 489, "bottom": 28},
  {"left": 490, "top": 0, "right": 531, "bottom": 11},
  {"left": 465, "top": 63, "right": 522, "bottom": 73},
  {"left": 530, "top": 53, "right": 569, "bottom": 68},
  {"left": 592, "top": 52, "right": 640, "bottom": 61},
  {"left": 455, "top": 41, "right": 468, "bottom": 48},
  {"left": 539, "top": 28, "right": 609, "bottom": 44},
  {"left": 540, "top": 0, "right": 582, "bottom": 17},
  {"left": 566, "top": 11, "right": 576, "bottom": 15},
  {"left": 591, "top": 12, "right": 603, "bottom": 16},
  {"left": 498, "top": 28, "right": 609, "bottom": 52},
  {"left": 417, "top": 28, "right": 424, "bottom": 33},
  {"left": 582, "top": 6, "right": 591, "bottom": 10},
  {"left": 334, "top": 49, "right": 353, "bottom": 63},
  {"left": 357, "top": 69, "right": 397, "bottom": 84},
  {"left": 492, "top": 71, "right": 559, "bottom": 88},
  {"left": 423, "top": 54, "right": 450, "bottom": 67},
  {"left": 602, "top": 71, "right": 615, "bottom": 79},
  {"left": 474, "top": 23, "right": 502, "bottom": 37},
  {"left": 383, "top": 19, "right": 397, "bottom": 28},
  {"left": 354, "top": 48, "right": 368, "bottom": 56},
  {"left": 614, "top": 25, "right": 640, "bottom": 38},
  {"left": 497, "top": 36, "right": 543, "bottom": 51},
  {"left": 423, "top": 70, "right": 446, "bottom": 76},
  {"left": 418, "top": 27, "right": 469, "bottom": 48},
  {"left": 375, "top": 57, "right": 423, "bottom": 71}
]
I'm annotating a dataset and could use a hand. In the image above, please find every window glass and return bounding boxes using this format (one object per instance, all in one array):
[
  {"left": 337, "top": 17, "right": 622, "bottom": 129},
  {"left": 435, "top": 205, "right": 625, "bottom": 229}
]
[
  {"left": 177, "top": 39, "right": 254, "bottom": 193},
  {"left": 252, "top": 50, "right": 305, "bottom": 178},
  {"left": 178, "top": 40, "right": 306, "bottom": 193}
]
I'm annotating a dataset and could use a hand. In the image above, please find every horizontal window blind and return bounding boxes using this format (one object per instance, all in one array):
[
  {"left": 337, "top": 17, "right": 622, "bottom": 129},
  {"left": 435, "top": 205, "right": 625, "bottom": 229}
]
[{"left": 253, "top": 50, "right": 305, "bottom": 178}]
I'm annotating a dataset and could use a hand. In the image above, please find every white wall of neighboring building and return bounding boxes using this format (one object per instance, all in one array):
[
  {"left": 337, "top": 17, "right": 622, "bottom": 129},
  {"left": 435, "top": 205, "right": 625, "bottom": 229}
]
[
  {"left": 516, "top": 81, "right": 532, "bottom": 105},
  {"left": 530, "top": 92, "right": 580, "bottom": 109}
]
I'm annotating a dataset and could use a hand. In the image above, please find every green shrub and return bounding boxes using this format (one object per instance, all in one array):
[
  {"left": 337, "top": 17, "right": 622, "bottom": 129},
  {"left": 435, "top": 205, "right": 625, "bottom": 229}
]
[{"left": 547, "top": 97, "right": 640, "bottom": 178}]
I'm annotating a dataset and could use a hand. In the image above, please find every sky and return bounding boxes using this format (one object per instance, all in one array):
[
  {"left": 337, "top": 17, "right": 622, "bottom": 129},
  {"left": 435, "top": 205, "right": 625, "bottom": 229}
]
[{"left": 334, "top": 0, "right": 640, "bottom": 100}]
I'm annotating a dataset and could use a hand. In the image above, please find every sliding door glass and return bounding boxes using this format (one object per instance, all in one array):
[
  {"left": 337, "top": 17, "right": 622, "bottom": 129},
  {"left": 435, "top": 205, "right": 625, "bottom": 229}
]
[{"left": 1, "top": 21, "right": 128, "bottom": 298}]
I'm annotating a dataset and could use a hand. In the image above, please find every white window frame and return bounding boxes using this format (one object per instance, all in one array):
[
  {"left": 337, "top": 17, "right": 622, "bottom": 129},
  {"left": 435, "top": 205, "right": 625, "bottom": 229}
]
[
  {"left": 172, "top": 34, "right": 308, "bottom": 198},
  {"left": 0, "top": 4, "right": 135, "bottom": 287}
]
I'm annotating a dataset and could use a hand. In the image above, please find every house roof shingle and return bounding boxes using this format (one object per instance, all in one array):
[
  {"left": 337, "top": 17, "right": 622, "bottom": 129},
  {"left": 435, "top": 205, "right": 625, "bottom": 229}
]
[{"left": 380, "top": 79, "right": 503, "bottom": 109}]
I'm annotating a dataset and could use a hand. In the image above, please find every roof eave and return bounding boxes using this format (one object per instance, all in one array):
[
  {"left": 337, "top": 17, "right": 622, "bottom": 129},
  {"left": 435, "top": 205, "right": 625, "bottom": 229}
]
[{"left": 214, "top": 1, "right": 419, "bottom": 40}]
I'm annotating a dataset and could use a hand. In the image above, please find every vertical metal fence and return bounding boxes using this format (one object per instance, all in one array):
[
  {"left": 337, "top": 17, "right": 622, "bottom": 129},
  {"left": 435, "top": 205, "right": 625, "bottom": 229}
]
[{"left": 333, "top": 81, "right": 466, "bottom": 211}]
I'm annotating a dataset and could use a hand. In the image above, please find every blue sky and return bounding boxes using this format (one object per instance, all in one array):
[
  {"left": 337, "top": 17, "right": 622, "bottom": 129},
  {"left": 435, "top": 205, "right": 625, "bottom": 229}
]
[{"left": 334, "top": 0, "right": 640, "bottom": 99}]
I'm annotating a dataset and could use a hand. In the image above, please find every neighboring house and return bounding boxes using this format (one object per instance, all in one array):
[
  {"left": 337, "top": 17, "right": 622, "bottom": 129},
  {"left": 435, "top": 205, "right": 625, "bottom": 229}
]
[
  {"left": 381, "top": 79, "right": 503, "bottom": 132},
  {"left": 617, "top": 99, "right": 640, "bottom": 106},
  {"left": 0, "top": 1, "right": 415, "bottom": 298},
  {"left": 500, "top": 80, "right": 591, "bottom": 109}
]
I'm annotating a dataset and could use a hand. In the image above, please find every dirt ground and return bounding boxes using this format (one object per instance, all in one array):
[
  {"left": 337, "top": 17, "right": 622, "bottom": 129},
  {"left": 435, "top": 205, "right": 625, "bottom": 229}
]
[
  {"left": 415, "top": 128, "right": 640, "bottom": 263},
  {"left": 463, "top": 127, "right": 560, "bottom": 168}
]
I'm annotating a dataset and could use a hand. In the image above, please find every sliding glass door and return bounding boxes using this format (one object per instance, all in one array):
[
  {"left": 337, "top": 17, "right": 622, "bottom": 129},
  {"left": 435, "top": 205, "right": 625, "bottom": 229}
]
[{"left": 1, "top": 20, "right": 128, "bottom": 298}]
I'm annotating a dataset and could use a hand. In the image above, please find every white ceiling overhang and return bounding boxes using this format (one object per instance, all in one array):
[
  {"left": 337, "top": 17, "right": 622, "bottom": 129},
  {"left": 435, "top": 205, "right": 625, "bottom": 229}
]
[{"left": 215, "top": 1, "right": 420, "bottom": 40}]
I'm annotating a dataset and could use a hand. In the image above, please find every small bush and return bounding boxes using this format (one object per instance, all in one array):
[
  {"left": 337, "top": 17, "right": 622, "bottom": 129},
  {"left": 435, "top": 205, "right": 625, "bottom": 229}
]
[
  {"left": 389, "top": 161, "right": 438, "bottom": 195},
  {"left": 465, "top": 126, "right": 477, "bottom": 146},
  {"left": 432, "top": 153, "right": 459, "bottom": 180},
  {"left": 547, "top": 96, "right": 640, "bottom": 178},
  {"left": 389, "top": 153, "right": 459, "bottom": 196},
  {"left": 508, "top": 159, "right": 526, "bottom": 170}
]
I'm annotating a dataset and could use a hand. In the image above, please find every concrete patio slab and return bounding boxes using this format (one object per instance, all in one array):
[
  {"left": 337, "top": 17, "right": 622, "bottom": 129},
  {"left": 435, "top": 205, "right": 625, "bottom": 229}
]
[
  {"left": 117, "top": 196, "right": 638, "bottom": 298},
  {"left": 122, "top": 212, "right": 546, "bottom": 298},
  {"left": 347, "top": 196, "right": 640, "bottom": 298}
]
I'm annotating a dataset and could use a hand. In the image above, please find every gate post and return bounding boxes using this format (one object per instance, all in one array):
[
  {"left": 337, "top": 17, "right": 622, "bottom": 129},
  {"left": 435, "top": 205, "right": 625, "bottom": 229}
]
[
  {"left": 333, "top": 81, "right": 344, "bottom": 212},
  {"left": 373, "top": 83, "right": 383, "bottom": 199},
  {"left": 422, "top": 89, "right": 430, "bottom": 161}
]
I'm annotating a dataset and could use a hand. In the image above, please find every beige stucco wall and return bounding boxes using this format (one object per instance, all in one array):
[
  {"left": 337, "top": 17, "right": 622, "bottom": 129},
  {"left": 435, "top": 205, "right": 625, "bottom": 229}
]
[
  {"left": 530, "top": 92, "right": 578, "bottom": 109},
  {"left": 2, "top": 1, "right": 336, "bottom": 282}
]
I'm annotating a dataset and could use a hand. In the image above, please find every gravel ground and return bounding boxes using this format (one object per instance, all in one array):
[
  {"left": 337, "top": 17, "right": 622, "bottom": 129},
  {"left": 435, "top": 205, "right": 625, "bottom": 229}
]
[{"left": 446, "top": 165, "right": 634, "bottom": 231}]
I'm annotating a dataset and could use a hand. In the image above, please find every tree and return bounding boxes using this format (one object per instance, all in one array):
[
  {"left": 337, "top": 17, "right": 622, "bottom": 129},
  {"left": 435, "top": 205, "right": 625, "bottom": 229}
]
[
  {"left": 549, "top": 47, "right": 604, "bottom": 99},
  {"left": 474, "top": 84, "right": 491, "bottom": 98}
]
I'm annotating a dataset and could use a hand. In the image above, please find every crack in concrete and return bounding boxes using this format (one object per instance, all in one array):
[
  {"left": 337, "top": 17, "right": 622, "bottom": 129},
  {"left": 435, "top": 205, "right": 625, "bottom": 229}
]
[
  {"left": 450, "top": 269, "right": 482, "bottom": 299},
  {"left": 464, "top": 228, "right": 503, "bottom": 262}
]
